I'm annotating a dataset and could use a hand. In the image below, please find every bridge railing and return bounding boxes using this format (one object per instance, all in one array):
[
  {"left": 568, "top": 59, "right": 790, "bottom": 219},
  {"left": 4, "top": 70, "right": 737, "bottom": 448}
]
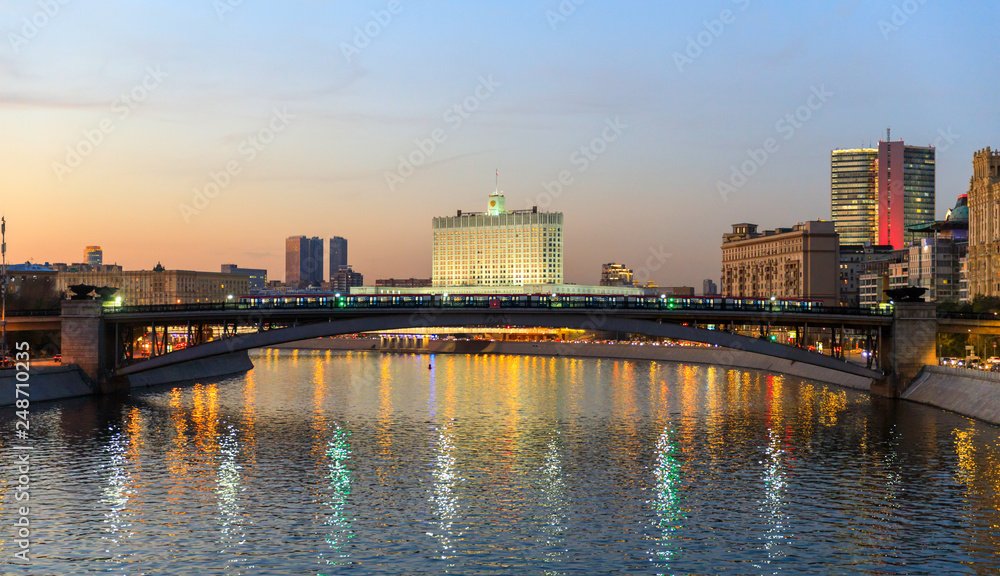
[
  {"left": 938, "top": 311, "right": 1000, "bottom": 320},
  {"left": 7, "top": 308, "right": 61, "bottom": 317}
]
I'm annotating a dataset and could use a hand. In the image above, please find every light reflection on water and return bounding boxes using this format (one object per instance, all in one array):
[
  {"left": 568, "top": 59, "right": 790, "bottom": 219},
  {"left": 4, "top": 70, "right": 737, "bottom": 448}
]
[{"left": 1, "top": 349, "right": 999, "bottom": 574}]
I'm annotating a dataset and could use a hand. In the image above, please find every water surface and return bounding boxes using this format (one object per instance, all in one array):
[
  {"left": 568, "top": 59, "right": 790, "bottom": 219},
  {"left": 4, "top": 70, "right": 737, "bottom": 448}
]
[{"left": 2, "top": 349, "right": 999, "bottom": 575}]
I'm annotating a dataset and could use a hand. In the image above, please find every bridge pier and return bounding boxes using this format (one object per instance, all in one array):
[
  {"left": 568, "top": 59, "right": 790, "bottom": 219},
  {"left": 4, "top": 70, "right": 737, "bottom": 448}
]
[
  {"left": 61, "top": 300, "right": 126, "bottom": 394},
  {"left": 872, "top": 302, "right": 937, "bottom": 397}
]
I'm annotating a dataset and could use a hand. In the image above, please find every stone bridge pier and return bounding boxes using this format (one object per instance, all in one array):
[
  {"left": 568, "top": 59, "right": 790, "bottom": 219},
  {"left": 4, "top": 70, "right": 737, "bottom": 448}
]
[
  {"left": 872, "top": 302, "right": 938, "bottom": 397},
  {"left": 60, "top": 300, "right": 125, "bottom": 393}
]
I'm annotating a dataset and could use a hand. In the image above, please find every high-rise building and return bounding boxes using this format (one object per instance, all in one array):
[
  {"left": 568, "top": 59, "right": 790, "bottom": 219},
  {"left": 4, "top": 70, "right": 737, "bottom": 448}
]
[
  {"left": 285, "top": 236, "right": 324, "bottom": 286},
  {"left": 84, "top": 246, "right": 103, "bottom": 267},
  {"left": 721, "top": 221, "right": 840, "bottom": 306},
  {"left": 702, "top": 278, "right": 718, "bottom": 296},
  {"left": 329, "top": 237, "right": 348, "bottom": 281},
  {"left": 831, "top": 134, "right": 935, "bottom": 249},
  {"left": 878, "top": 139, "right": 935, "bottom": 248},
  {"left": 432, "top": 191, "right": 563, "bottom": 287},
  {"left": 831, "top": 148, "right": 878, "bottom": 245},
  {"left": 600, "top": 263, "right": 633, "bottom": 286},
  {"left": 221, "top": 264, "right": 268, "bottom": 292},
  {"left": 967, "top": 147, "right": 1000, "bottom": 297}
]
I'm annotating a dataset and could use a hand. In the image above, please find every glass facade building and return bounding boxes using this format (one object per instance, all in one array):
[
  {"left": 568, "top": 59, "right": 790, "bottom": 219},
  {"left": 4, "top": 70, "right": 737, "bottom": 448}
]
[
  {"left": 329, "top": 236, "right": 348, "bottom": 281},
  {"left": 832, "top": 139, "right": 935, "bottom": 250},
  {"left": 285, "top": 236, "right": 324, "bottom": 286},
  {"left": 831, "top": 149, "right": 878, "bottom": 245}
]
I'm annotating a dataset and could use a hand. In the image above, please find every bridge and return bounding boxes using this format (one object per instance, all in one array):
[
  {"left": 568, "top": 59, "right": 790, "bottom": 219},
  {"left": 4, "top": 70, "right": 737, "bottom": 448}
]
[{"left": 8, "top": 297, "right": 989, "bottom": 396}]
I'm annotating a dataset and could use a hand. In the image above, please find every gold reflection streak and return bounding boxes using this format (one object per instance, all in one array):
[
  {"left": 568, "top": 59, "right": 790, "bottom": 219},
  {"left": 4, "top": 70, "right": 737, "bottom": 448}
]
[
  {"left": 488, "top": 355, "right": 527, "bottom": 525},
  {"left": 818, "top": 388, "right": 847, "bottom": 427},
  {"left": 505, "top": 356, "right": 522, "bottom": 437},
  {"left": 313, "top": 356, "right": 329, "bottom": 437},
  {"left": 124, "top": 407, "right": 145, "bottom": 521},
  {"left": 797, "top": 383, "right": 816, "bottom": 440},
  {"left": 190, "top": 383, "right": 221, "bottom": 499},
  {"left": 764, "top": 374, "right": 787, "bottom": 431},
  {"left": 954, "top": 428, "right": 977, "bottom": 486},
  {"left": 242, "top": 370, "right": 258, "bottom": 472},
  {"left": 705, "top": 366, "right": 723, "bottom": 458},
  {"left": 442, "top": 355, "right": 457, "bottom": 422},
  {"left": 165, "top": 388, "right": 191, "bottom": 516},
  {"left": 649, "top": 362, "right": 667, "bottom": 425},
  {"left": 376, "top": 356, "right": 394, "bottom": 489},
  {"left": 679, "top": 365, "right": 699, "bottom": 454},
  {"left": 567, "top": 357, "right": 582, "bottom": 418}
]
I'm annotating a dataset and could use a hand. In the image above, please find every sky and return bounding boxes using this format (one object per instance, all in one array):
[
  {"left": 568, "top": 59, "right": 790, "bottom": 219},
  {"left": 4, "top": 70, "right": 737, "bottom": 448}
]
[{"left": 1, "top": 0, "right": 997, "bottom": 287}]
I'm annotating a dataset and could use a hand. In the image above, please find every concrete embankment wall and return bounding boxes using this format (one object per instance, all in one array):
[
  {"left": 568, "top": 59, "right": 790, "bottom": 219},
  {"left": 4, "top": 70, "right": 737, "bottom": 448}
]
[
  {"left": 0, "top": 365, "right": 94, "bottom": 407},
  {"left": 274, "top": 338, "right": 874, "bottom": 390},
  {"left": 125, "top": 350, "right": 255, "bottom": 389},
  {"left": 903, "top": 366, "right": 1000, "bottom": 426}
]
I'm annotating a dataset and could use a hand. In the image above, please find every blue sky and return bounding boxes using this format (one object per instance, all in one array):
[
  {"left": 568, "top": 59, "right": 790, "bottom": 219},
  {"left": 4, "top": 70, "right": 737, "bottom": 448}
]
[{"left": 1, "top": 0, "right": 997, "bottom": 286}]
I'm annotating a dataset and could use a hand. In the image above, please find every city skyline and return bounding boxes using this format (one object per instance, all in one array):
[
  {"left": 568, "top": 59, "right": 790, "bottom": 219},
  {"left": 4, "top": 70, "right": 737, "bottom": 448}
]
[{"left": 2, "top": 1, "right": 997, "bottom": 287}]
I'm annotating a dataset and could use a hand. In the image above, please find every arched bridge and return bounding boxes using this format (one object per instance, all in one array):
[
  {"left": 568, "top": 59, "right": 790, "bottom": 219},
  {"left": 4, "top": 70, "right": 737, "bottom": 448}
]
[{"left": 66, "top": 296, "right": 894, "bottom": 388}]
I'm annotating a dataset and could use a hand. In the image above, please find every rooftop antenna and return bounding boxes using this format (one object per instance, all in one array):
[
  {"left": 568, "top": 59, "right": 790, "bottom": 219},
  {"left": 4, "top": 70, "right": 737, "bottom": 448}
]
[{"left": 495, "top": 169, "right": 499, "bottom": 194}]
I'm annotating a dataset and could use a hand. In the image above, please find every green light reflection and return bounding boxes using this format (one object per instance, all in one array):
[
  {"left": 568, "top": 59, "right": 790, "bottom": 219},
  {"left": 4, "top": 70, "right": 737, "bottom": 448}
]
[
  {"left": 320, "top": 424, "right": 353, "bottom": 572},
  {"left": 650, "top": 426, "right": 685, "bottom": 573}
]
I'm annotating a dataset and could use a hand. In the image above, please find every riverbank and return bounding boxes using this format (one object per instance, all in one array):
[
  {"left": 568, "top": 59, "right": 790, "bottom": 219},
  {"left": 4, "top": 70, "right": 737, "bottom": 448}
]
[
  {"left": 0, "top": 365, "right": 94, "bottom": 406},
  {"left": 903, "top": 366, "right": 1000, "bottom": 426}
]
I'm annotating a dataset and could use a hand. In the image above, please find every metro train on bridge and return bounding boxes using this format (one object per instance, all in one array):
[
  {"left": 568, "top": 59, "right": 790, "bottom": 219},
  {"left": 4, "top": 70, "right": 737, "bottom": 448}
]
[{"left": 237, "top": 293, "right": 829, "bottom": 313}]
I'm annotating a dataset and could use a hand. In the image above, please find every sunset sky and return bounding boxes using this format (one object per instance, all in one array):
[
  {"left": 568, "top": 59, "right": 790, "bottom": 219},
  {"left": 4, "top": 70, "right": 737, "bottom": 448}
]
[{"left": 1, "top": 0, "right": 997, "bottom": 286}]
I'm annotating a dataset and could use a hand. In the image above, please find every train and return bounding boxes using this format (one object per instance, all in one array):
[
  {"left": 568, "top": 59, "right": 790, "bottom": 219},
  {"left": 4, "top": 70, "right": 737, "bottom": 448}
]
[{"left": 237, "top": 293, "right": 827, "bottom": 313}]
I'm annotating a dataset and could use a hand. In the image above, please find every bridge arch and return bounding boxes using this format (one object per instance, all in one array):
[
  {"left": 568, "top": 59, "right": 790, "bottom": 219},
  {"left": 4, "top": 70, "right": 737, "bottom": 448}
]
[{"left": 117, "top": 310, "right": 881, "bottom": 381}]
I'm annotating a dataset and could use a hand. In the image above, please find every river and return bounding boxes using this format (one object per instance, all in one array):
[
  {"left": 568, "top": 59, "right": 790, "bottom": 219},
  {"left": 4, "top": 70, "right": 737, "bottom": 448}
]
[{"left": 2, "top": 349, "right": 999, "bottom": 575}]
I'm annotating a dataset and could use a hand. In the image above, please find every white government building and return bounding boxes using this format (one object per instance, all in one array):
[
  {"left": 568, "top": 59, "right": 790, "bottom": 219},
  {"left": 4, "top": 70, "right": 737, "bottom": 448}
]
[
  {"left": 355, "top": 190, "right": 645, "bottom": 296},
  {"left": 433, "top": 190, "right": 563, "bottom": 286}
]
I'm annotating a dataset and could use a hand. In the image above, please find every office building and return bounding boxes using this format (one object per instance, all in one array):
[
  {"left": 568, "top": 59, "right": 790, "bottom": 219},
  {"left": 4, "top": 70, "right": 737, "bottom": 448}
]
[
  {"left": 329, "top": 237, "right": 348, "bottom": 281},
  {"left": 600, "top": 263, "right": 633, "bottom": 286},
  {"left": 878, "top": 138, "right": 935, "bottom": 248},
  {"left": 703, "top": 279, "right": 719, "bottom": 296},
  {"left": 331, "top": 265, "right": 364, "bottom": 294},
  {"left": 286, "top": 236, "right": 324, "bottom": 287},
  {"left": 84, "top": 246, "right": 103, "bottom": 267},
  {"left": 56, "top": 266, "right": 249, "bottom": 305},
  {"left": 432, "top": 191, "right": 563, "bottom": 287},
  {"left": 967, "top": 147, "right": 1000, "bottom": 297},
  {"left": 831, "top": 133, "right": 935, "bottom": 249},
  {"left": 838, "top": 244, "right": 894, "bottom": 307},
  {"left": 907, "top": 194, "right": 969, "bottom": 303},
  {"left": 831, "top": 148, "right": 878, "bottom": 245},
  {"left": 221, "top": 264, "right": 267, "bottom": 292},
  {"left": 721, "top": 221, "right": 840, "bottom": 306}
]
